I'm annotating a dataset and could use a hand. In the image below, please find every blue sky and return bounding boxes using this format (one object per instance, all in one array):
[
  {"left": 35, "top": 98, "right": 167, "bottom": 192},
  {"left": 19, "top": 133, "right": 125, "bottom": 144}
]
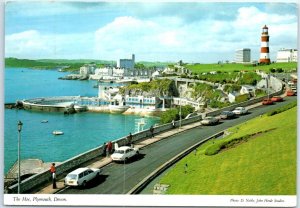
[{"left": 5, "top": 1, "right": 298, "bottom": 63}]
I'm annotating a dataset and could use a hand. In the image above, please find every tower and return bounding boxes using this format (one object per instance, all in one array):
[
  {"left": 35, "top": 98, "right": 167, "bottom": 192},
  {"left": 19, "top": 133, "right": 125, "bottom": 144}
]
[{"left": 259, "top": 25, "right": 270, "bottom": 64}]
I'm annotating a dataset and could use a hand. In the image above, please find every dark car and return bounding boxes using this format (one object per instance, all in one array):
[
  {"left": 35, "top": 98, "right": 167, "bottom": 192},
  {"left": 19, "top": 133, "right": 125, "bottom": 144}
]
[{"left": 220, "top": 111, "right": 235, "bottom": 119}]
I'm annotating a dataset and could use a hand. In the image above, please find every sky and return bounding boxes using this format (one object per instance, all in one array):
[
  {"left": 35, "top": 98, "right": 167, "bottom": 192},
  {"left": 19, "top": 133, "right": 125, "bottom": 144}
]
[{"left": 4, "top": 1, "right": 298, "bottom": 63}]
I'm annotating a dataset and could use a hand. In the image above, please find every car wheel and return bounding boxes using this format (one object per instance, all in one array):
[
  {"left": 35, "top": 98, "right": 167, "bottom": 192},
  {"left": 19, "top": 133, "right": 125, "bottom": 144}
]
[{"left": 82, "top": 181, "right": 87, "bottom": 187}]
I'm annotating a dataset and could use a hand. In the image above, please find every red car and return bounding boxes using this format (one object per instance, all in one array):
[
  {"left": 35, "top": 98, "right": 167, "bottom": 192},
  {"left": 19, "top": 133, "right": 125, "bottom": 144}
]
[
  {"left": 286, "top": 90, "right": 295, "bottom": 96},
  {"left": 271, "top": 96, "right": 283, "bottom": 102},
  {"left": 262, "top": 98, "right": 274, "bottom": 105}
]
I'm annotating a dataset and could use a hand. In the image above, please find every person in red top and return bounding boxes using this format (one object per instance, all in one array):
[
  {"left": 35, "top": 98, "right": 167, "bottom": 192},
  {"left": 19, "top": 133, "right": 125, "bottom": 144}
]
[
  {"left": 50, "top": 163, "right": 57, "bottom": 189},
  {"left": 107, "top": 141, "right": 113, "bottom": 154}
]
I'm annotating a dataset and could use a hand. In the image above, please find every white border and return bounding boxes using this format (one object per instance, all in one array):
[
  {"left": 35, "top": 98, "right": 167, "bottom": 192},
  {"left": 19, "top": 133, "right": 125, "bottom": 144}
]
[
  {"left": 3, "top": 194, "right": 297, "bottom": 207},
  {"left": 1, "top": 0, "right": 299, "bottom": 207}
]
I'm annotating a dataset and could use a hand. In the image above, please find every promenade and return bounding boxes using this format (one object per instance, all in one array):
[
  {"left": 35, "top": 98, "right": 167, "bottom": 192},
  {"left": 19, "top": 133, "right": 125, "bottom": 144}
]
[
  {"left": 34, "top": 122, "right": 200, "bottom": 194},
  {"left": 33, "top": 95, "right": 283, "bottom": 194}
]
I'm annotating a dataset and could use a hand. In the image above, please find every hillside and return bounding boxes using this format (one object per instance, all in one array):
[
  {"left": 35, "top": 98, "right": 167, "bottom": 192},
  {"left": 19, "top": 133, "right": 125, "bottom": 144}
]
[
  {"left": 185, "top": 62, "right": 297, "bottom": 73},
  {"left": 159, "top": 105, "right": 297, "bottom": 195}
]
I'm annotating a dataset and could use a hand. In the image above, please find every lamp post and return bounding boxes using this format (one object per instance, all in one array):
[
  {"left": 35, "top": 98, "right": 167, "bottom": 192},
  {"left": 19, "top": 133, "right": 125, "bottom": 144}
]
[
  {"left": 179, "top": 98, "right": 182, "bottom": 129},
  {"left": 17, "top": 120, "right": 23, "bottom": 194}
]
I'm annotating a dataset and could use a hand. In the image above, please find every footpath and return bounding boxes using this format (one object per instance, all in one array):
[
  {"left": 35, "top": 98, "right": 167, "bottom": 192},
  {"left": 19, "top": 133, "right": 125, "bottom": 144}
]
[
  {"left": 34, "top": 122, "right": 201, "bottom": 194},
  {"left": 34, "top": 95, "right": 285, "bottom": 194}
]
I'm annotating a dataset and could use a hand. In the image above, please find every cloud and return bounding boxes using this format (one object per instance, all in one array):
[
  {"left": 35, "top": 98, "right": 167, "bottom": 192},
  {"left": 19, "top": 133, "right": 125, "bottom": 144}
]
[
  {"left": 5, "top": 30, "right": 94, "bottom": 59},
  {"left": 5, "top": 3, "right": 298, "bottom": 62}
]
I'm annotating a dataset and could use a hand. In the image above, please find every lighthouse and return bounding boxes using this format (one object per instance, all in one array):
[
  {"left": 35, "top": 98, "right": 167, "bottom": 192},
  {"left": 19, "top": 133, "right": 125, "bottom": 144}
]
[{"left": 259, "top": 25, "right": 270, "bottom": 64}]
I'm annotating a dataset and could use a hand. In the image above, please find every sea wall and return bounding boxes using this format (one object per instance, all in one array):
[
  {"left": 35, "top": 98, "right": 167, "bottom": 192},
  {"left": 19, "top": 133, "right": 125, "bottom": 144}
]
[
  {"left": 7, "top": 114, "right": 201, "bottom": 193},
  {"left": 8, "top": 87, "right": 283, "bottom": 193}
]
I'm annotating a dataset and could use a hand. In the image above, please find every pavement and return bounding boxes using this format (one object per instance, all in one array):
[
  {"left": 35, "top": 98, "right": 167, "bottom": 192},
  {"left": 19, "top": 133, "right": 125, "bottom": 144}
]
[
  {"left": 34, "top": 122, "right": 201, "bottom": 194},
  {"left": 35, "top": 92, "right": 287, "bottom": 194}
]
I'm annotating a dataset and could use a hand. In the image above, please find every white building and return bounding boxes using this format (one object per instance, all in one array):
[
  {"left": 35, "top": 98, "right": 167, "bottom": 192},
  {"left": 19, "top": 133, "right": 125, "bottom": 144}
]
[
  {"left": 80, "top": 64, "right": 96, "bottom": 76},
  {"left": 235, "top": 48, "right": 251, "bottom": 63},
  {"left": 276, "top": 48, "right": 298, "bottom": 62},
  {"left": 240, "top": 85, "right": 256, "bottom": 97},
  {"left": 90, "top": 67, "right": 125, "bottom": 80},
  {"left": 117, "top": 54, "right": 135, "bottom": 69}
]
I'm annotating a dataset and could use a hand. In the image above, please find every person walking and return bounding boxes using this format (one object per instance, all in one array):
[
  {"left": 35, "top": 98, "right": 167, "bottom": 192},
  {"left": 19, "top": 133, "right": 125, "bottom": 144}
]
[
  {"left": 127, "top": 133, "right": 133, "bottom": 147},
  {"left": 171, "top": 120, "right": 175, "bottom": 128},
  {"left": 50, "top": 163, "right": 57, "bottom": 189},
  {"left": 102, "top": 142, "right": 107, "bottom": 157},
  {"left": 184, "top": 163, "right": 188, "bottom": 174},
  {"left": 107, "top": 141, "right": 113, "bottom": 154},
  {"left": 150, "top": 125, "right": 154, "bottom": 138}
]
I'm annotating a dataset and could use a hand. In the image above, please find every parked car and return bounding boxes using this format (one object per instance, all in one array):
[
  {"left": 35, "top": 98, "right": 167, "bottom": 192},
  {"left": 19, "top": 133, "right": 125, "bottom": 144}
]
[
  {"left": 200, "top": 116, "right": 219, "bottom": 125},
  {"left": 64, "top": 167, "right": 101, "bottom": 187},
  {"left": 271, "top": 96, "right": 283, "bottom": 102},
  {"left": 286, "top": 90, "right": 295, "bottom": 96},
  {"left": 111, "top": 146, "right": 139, "bottom": 162},
  {"left": 220, "top": 111, "right": 236, "bottom": 119},
  {"left": 262, "top": 98, "right": 274, "bottom": 105},
  {"left": 232, "top": 107, "right": 248, "bottom": 115}
]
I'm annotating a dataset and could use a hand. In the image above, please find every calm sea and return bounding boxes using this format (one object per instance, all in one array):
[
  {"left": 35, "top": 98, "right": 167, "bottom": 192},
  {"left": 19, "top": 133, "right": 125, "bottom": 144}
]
[{"left": 4, "top": 67, "right": 159, "bottom": 174}]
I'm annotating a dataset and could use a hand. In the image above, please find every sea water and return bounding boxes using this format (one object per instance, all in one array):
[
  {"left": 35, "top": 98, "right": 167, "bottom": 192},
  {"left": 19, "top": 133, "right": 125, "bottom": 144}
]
[{"left": 4, "top": 68, "right": 159, "bottom": 173}]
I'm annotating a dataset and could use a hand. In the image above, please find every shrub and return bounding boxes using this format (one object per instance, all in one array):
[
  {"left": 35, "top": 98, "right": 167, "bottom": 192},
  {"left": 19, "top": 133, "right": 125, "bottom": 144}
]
[
  {"left": 205, "top": 135, "right": 252, "bottom": 156},
  {"left": 276, "top": 68, "right": 283, "bottom": 73},
  {"left": 205, "top": 143, "right": 222, "bottom": 156},
  {"left": 235, "top": 94, "right": 249, "bottom": 103}
]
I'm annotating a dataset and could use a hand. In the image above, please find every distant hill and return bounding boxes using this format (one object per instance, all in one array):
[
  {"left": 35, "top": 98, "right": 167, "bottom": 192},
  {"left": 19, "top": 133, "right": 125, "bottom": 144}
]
[{"left": 5, "top": 58, "right": 172, "bottom": 71}]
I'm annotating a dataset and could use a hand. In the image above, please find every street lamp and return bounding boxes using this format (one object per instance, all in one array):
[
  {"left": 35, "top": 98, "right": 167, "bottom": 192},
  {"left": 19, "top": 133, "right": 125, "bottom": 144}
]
[
  {"left": 179, "top": 98, "right": 182, "bottom": 129},
  {"left": 17, "top": 120, "right": 23, "bottom": 194}
]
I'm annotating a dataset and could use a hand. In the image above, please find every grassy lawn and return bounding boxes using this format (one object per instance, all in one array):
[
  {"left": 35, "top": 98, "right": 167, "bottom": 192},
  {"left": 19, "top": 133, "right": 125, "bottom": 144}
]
[
  {"left": 186, "top": 62, "right": 297, "bottom": 73},
  {"left": 159, "top": 106, "right": 297, "bottom": 195}
]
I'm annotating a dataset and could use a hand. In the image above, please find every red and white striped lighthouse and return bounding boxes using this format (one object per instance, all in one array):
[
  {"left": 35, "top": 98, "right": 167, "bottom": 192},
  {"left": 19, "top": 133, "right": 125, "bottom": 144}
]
[{"left": 259, "top": 25, "right": 270, "bottom": 64}]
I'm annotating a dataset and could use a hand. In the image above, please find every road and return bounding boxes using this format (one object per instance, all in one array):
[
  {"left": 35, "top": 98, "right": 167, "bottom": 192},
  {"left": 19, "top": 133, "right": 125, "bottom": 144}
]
[{"left": 59, "top": 96, "right": 296, "bottom": 194}]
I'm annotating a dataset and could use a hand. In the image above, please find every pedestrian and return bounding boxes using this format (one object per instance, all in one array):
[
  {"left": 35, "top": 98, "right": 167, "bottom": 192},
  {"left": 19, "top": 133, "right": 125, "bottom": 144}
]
[
  {"left": 127, "top": 132, "right": 133, "bottom": 147},
  {"left": 106, "top": 144, "right": 110, "bottom": 158},
  {"left": 184, "top": 163, "right": 188, "bottom": 174},
  {"left": 150, "top": 125, "right": 154, "bottom": 138},
  {"left": 171, "top": 120, "right": 175, "bottom": 128},
  {"left": 107, "top": 141, "right": 113, "bottom": 154},
  {"left": 102, "top": 142, "right": 107, "bottom": 157},
  {"left": 194, "top": 148, "right": 197, "bottom": 156},
  {"left": 50, "top": 163, "right": 57, "bottom": 189}
]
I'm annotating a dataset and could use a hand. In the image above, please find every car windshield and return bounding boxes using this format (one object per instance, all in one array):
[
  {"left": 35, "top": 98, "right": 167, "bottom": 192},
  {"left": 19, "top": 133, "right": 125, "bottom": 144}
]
[
  {"left": 67, "top": 174, "right": 77, "bottom": 179},
  {"left": 114, "top": 149, "right": 125, "bottom": 154}
]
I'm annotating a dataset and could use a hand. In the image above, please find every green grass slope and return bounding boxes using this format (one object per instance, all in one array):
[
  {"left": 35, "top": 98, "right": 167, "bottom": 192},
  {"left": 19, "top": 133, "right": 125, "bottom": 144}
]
[
  {"left": 159, "top": 106, "right": 297, "bottom": 195},
  {"left": 186, "top": 62, "right": 297, "bottom": 73}
]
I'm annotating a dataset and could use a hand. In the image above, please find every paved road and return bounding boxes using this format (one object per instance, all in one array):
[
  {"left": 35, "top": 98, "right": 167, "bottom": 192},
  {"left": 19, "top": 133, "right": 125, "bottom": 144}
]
[{"left": 59, "top": 96, "right": 296, "bottom": 194}]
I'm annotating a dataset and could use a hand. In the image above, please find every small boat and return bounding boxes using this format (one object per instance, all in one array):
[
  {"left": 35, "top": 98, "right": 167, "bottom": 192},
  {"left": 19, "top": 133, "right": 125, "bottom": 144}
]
[
  {"left": 41, "top": 120, "right": 48, "bottom": 123},
  {"left": 53, "top": 131, "right": 64, "bottom": 135}
]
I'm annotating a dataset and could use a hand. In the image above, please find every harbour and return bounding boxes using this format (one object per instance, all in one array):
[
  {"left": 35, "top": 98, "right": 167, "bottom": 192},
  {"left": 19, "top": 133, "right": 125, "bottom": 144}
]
[{"left": 4, "top": 67, "right": 159, "bottom": 174}]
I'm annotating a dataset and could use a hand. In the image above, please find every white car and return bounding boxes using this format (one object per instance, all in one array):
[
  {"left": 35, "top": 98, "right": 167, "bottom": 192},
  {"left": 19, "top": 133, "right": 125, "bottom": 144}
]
[
  {"left": 232, "top": 107, "right": 248, "bottom": 115},
  {"left": 64, "top": 167, "right": 101, "bottom": 187},
  {"left": 111, "top": 146, "right": 139, "bottom": 162},
  {"left": 200, "top": 116, "right": 219, "bottom": 125}
]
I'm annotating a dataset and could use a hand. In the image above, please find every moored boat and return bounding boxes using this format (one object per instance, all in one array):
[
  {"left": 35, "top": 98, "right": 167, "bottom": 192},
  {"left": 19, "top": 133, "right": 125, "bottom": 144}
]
[{"left": 53, "top": 131, "right": 64, "bottom": 135}]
